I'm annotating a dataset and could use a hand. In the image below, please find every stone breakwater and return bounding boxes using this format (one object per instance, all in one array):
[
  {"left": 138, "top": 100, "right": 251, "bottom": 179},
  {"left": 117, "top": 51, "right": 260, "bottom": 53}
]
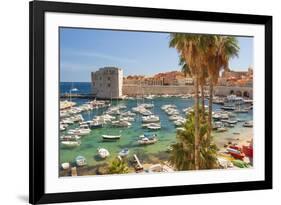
[{"left": 123, "top": 85, "right": 253, "bottom": 98}]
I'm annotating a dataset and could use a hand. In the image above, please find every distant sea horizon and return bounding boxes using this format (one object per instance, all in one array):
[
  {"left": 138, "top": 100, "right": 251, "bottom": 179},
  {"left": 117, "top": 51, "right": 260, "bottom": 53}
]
[{"left": 60, "top": 82, "right": 92, "bottom": 94}]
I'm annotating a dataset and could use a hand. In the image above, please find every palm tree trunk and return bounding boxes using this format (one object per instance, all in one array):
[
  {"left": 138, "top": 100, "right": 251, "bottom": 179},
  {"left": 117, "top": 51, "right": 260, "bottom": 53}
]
[
  {"left": 201, "top": 83, "right": 205, "bottom": 121},
  {"left": 208, "top": 79, "right": 213, "bottom": 139},
  {"left": 194, "top": 76, "right": 200, "bottom": 170}
]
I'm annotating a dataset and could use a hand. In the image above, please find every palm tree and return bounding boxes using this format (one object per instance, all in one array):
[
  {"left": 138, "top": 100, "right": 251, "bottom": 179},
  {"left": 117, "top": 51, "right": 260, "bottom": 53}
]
[
  {"left": 202, "top": 35, "right": 239, "bottom": 138},
  {"left": 199, "top": 68, "right": 208, "bottom": 121},
  {"left": 170, "top": 34, "right": 204, "bottom": 170},
  {"left": 169, "top": 107, "right": 218, "bottom": 170},
  {"left": 180, "top": 56, "right": 208, "bottom": 121}
]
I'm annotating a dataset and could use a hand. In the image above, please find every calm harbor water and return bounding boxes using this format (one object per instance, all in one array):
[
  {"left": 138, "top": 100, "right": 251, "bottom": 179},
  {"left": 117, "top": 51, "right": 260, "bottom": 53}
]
[{"left": 59, "top": 82, "right": 253, "bottom": 169}]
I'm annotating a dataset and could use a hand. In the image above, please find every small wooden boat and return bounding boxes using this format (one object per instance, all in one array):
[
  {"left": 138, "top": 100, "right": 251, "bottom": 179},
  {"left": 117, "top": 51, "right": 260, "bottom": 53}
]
[
  {"left": 232, "top": 160, "right": 250, "bottom": 168},
  {"left": 98, "top": 148, "right": 110, "bottom": 159},
  {"left": 61, "top": 162, "right": 70, "bottom": 170},
  {"left": 227, "top": 147, "right": 245, "bottom": 160},
  {"left": 102, "top": 135, "right": 121, "bottom": 141},
  {"left": 217, "top": 127, "right": 228, "bottom": 132},
  {"left": 243, "top": 121, "right": 253, "bottom": 127},
  {"left": 61, "top": 141, "right": 80, "bottom": 148},
  {"left": 138, "top": 137, "right": 157, "bottom": 145},
  {"left": 242, "top": 145, "right": 253, "bottom": 158},
  {"left": 119, "top": 148, "right": 129, "bottom": 157},
  {"left": 75, "top": 156, "right": 87, "bottom": 166}
]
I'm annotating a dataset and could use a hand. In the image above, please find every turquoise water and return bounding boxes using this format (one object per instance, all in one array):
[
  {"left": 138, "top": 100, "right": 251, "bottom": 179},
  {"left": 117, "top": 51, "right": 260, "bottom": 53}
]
[{"left": 59, "top": 97, "right": 253, "bottom": 168}]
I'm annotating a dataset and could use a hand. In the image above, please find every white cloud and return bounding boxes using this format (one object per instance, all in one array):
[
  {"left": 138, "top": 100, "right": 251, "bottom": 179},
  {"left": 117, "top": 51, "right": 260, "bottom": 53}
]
[{"left": 64, "top": 49, "right": 137, "bottom": 64}]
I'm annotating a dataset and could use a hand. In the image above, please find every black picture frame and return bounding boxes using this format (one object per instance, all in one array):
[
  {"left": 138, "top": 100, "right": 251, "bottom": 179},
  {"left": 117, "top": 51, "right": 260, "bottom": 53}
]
[{"left": 29, "top": 0, "right": 272, "bottom": 204}]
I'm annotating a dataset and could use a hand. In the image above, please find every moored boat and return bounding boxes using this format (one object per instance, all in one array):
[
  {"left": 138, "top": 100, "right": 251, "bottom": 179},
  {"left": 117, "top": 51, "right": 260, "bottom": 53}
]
[
  {"left": 61, "top": 141, "right": 80, "bottom": 148},
  {"left": 111, "top": 120, "right": 131, "bottom": 127},
  {"left": 60, "top": 135, "right": 80, "bottom": 141},
  {"left": 118, "top": 148, "right": 129, "bottom": 157},
  {"left": 102, "top": 135, "right": 121, "bottom": 141},
  {"left": 75, "top": 156, "right": 87, "bottom": 166},
  {"left": 142, "top": 115, "right": 160, "bottom": 123},
  {"left": 147, "top": 123, "right": 161, "bottom": 130},
  {"left": 243, "top": 121, "right": 253, "bottom": 127},
  {"left": 226, "top": 147, "right": 245, "bottom": 160},
  {"left": 138, "top": 134, "right": 158, "bottom": 145},
  {"left": 242, "top": 145, "right": 253, "bottom": 158},
  {"left": 67, "top": 128, "right": 91, "bottom": 136},
  {"left": 97, "top": 148, "right": 110, "bottom": 159}
]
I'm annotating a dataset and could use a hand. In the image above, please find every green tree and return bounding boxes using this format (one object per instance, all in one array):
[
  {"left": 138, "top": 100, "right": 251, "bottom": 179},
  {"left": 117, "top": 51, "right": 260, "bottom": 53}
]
[
  {"left": 201, "top": 36, "right": 239, "bottom": 138},
  {"left": 169, "top": 108, "right": 218, "bottom": 170},
  {"left": 170, "top": 34, "right": 203, "bottom": 170},
  {"left": 108, "top": 157, "right": 129, "bottom": 174},
  {"left": 179, "top": 56, "right": 208, "bottom": 121}
]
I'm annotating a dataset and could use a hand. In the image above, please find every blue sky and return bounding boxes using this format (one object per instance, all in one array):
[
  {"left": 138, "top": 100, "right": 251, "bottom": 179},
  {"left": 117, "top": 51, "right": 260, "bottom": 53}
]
[{"left": 60, "top": 28, "right": 253, "bottom": 82}]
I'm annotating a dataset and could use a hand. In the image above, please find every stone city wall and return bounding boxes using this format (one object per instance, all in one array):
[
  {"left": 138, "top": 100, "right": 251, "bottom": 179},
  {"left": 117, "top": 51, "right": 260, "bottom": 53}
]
[{"left": 123, "top": 85, "right": 253, "bottom": 98}]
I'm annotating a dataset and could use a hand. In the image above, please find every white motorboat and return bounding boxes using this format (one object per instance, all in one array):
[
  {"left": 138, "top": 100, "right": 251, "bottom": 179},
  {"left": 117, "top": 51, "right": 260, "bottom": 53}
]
[
  {"left": 234, "top": 108, "right": 248, "bottom": 113},
  {"left": 174, "top": 119, "right": 185, "bottom": 127},
  {"left": 138, "top": 137, "right": 157, "bottom": 145},
  {"left": 111, "top": 120, "right": 131, "bottom": 127},
  {"left": 98, "top": 148, "right": 110, "bottom": 159},
  {"left": 67, "top": 128, "right": 91, "bottom": 136},
  {"left": 61, "top": 118, "right": 74, "bottom": 124},
  {"left": 161, "top": 104, "right": 176, "bottom": 110},
  {"left": 221, "top": 119, "right": 238, "bottom": 124},
  {"left": 140, "top": 110, "right": 153, "bottom": 116},
  {"left": 118, "top": 105, "right": 127, "bottom": 109},
  {"left": 121, "top": 111, "right": 136, "bottom": 117},
  {"left": 61, "top": 141, "right": 80, "bottom": 148},
  {"left": 169, "top": 115, "right": 181, "bottom": 121},
  {"left": 60, "top": 124, "right": 66, "bottom": 131},
  {"left": 75, "top": 156, "right": 87, "bottom": 166},
  {"left": 60, "top": 135, "right": 80, "bottom": 141},
  {"left": 147, "top": 123, "right": 161, "bottom": 130},
  {"left": 120, "top": 117, "right": 135, "bottom": 122},
  {"left": 142, "top": 115, "right": 160, "bottom": 123},
  {"left": 102, "top": 135, "right": 121, "bottom": 140},
  {"left": 79, "top": 124, "right": 90, "bottom": 129},
  {"left": 141, "top": 103, "right": 154, "bottom": 109},
  {"left": 88, "top": 121, "right": 103, "bottom": 128},
  {"left": 243, "top": 99, "right": 253, "bottom": 104},
  {"left": 176, "top": 127, "right": 185, "bottom": 132}
]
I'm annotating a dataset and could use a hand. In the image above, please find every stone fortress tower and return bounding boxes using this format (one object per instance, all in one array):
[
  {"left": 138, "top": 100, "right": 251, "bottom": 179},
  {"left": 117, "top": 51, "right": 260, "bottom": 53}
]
[{"left": 91, "top": 67, "right": 123, "bottom": 99}]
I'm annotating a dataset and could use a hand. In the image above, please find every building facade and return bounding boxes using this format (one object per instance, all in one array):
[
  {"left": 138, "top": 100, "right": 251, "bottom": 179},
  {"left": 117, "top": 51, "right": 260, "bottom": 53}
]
[{"left": 91, "top": 67, "right": 123, "bottom": 99}]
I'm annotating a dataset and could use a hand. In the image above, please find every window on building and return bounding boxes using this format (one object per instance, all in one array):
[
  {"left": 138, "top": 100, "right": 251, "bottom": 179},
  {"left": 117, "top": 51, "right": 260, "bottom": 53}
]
[
  {"left": 100, "top": 77, "right": 102, "bottom": 80},
  {"left": 108, "top": 83, "right": 111, "bottom": 87},
  {"left": 108, "top": 77, "right": 110, "bottom": 80}
]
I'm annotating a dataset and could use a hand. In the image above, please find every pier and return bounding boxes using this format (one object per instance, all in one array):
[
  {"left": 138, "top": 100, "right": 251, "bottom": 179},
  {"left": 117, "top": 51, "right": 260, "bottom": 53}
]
[{"left": 60, "top": 93, "right": 96, "bottom": 99}]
